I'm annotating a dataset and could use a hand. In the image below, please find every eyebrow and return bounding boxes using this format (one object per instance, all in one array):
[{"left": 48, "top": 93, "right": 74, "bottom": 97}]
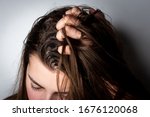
[{"left": 28, "top": 74, "right": 44, "bottom": 88}]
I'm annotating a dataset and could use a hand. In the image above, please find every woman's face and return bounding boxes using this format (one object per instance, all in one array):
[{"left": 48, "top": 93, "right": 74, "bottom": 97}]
[{"left": 26, "top": 53, "right": 69, "bottom": 100}]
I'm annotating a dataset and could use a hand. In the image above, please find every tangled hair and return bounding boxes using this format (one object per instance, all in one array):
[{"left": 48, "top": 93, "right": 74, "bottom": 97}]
[{"left": 15, "top": 5, "right": 150, "bottom": 100}]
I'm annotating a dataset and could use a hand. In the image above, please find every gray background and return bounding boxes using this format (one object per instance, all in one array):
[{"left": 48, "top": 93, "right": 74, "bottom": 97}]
[{"left": 0, "top": 0, "right": 150, "bottom": 99}]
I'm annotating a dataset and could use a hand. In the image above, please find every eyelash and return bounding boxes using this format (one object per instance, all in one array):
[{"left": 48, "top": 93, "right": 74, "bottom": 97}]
[
  {"left": 31, "top": 83, "right": 42, "bottom": 91},
  {"left": 31, "top": 83, "right": 68, "bottom": 99}
]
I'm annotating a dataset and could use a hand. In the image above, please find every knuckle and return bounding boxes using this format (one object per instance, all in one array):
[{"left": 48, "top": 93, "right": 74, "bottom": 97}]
[
  {"left": 64, "top": 15, "right": 70, "bottom": 22},
  {"left": 72, "top": 7, "right": 80, "bottom": 12},
  {"left": 72, "top": 7, "right": 81, "bottom": 15}
]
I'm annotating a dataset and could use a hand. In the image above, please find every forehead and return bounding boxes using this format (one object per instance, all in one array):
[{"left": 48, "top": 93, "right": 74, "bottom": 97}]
[{"left": 27, "top": 53, "right": 68, "bottom": 92}]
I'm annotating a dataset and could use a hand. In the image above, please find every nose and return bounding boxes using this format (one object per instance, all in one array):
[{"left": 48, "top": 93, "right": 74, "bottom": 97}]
[{"left": 45, "top": 93, "right": 61, "bottom": 100}]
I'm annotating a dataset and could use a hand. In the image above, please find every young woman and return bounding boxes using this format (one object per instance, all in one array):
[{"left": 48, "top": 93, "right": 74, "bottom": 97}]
[{"left": 6, "top": 6, "right": 150, "bottom": 100}]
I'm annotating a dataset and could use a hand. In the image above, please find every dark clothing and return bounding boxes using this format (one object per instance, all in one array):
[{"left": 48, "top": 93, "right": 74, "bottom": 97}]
[{"left": 4, "top": 94, "right": 17, "bottom": 100}]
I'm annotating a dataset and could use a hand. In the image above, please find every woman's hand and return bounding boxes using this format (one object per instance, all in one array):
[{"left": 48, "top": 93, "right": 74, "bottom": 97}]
[
  {"left": 56, "top": 7, "right": 99, "bottom": 54},
  {"left": 56, "top": 7, "right": 82, "bottom": 54}
]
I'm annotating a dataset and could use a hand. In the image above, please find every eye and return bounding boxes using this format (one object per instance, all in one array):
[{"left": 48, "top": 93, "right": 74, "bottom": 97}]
[{"left": 31, "top": 83, "right": 42, "bottom": 91}]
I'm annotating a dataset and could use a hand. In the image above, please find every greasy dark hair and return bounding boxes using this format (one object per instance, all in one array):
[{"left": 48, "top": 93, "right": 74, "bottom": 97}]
[{"left": 15, "top": 5, "right": 150, "bottom": 99}]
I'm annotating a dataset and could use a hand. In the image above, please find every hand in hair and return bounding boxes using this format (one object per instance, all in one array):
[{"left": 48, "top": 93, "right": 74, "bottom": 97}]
[
  {"left": 56, "top": 7, "right": 82, "bottom": 54},
  {"left": 56, "top": 7, "right": 103, "bottom": 54}
]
